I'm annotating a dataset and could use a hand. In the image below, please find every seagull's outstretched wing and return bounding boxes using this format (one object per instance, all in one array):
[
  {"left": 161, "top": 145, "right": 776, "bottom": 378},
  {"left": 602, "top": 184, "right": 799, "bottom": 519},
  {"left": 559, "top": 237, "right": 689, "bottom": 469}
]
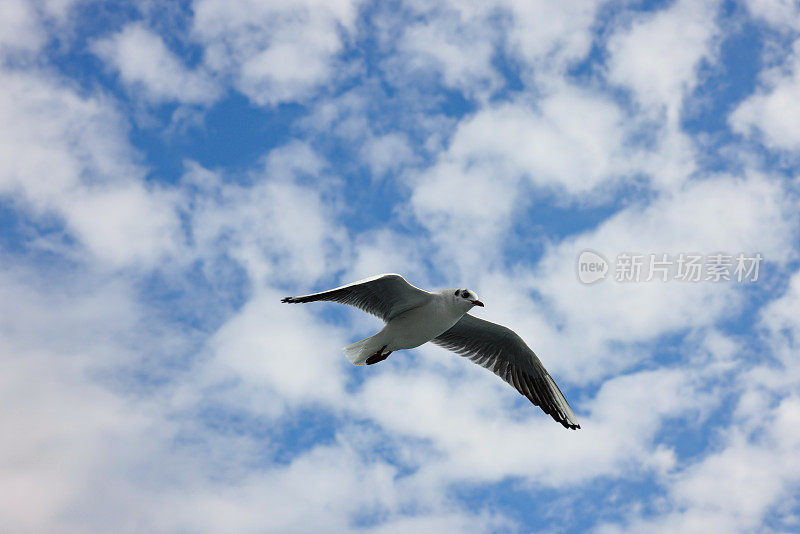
[
  {"left": 281, "top": 273, "right": 432, "bottom": 323},
  {"left": 432, "top": 314, "right": 580, "bottom": 429}
]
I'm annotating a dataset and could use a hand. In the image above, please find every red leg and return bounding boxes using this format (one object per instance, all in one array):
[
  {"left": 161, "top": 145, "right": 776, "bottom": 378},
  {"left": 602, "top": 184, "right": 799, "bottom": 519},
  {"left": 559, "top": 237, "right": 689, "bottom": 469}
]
[{"left": 366, "top": 345, "right": 392, "bottom": 365}]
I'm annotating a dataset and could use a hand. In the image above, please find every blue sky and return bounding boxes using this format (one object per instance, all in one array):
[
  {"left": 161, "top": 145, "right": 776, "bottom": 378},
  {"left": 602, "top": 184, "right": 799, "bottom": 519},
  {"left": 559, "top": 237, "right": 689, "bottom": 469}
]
[{"left": 2, "top": 0, "right": 800, "bottom": 532}]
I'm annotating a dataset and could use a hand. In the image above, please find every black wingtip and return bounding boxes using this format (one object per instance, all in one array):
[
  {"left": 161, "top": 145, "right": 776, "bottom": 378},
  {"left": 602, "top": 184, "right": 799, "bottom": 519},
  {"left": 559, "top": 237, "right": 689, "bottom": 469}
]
[
  {"left": 281, "top": 297, "right": 294, "bottom": 303},
  {"left": 560, "top": 419, "right": 580, "bottom": 430}
]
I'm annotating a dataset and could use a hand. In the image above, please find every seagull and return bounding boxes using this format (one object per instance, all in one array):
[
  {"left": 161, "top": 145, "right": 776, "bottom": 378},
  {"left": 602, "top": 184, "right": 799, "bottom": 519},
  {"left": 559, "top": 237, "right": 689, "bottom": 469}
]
[{"left": 282, "top": 273, "right": 580, "bottom": 429}]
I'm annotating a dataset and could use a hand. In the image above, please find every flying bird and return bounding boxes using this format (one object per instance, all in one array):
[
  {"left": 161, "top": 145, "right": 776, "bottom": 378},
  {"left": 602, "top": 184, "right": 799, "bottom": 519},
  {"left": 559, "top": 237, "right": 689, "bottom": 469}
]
[{"left": 282, "top": 273, "right": 580, "bottom": 429}]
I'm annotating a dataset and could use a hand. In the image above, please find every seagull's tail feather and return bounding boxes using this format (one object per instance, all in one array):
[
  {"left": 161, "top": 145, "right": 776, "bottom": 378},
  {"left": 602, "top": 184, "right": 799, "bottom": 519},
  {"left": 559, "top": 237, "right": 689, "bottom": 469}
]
[{"left": 343, "top": 335, "right": 383, "bottom": 366}]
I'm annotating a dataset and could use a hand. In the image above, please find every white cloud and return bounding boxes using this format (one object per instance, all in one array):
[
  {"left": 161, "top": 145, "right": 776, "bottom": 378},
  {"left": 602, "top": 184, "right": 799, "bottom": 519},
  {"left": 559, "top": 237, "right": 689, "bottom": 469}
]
[
  {"left": 731, "top": 40, "right": 800, "bottom": 152},
  {"left": 532, "top": 173, "right": 796, "bottom": 381},
  {"left": 0, "top": 0, "right": 80, "bottom": 56},
  {"left": 606, "top": 0, "right": 721, "bottom": 121},
  {"left": 178, "top": 144, "right": 362, "bottom": 419},
  {"left": 380, "top": 0, "right": 600, "bottom": 98},
  {"left": 192, "top": 0, "right": 360, "bottom": 106},
  {"left": 199, "top": 288, "right": 351, "bottom": 418},
  {"left": 0, "top": 256, "right": 504, "bottom": 533},
  {"left": 351, "top": 352, "right": 710, "bottom": 494},
  {"left": 186, "top": 143, "right": 348, "bottom": 285},
  {"left": 592, "top": 267, "right": 800, "bottom": 532},
  {"left": 744, "top": 0, "right": 800, "bottom": 31},
  {"left": 0, "top": 68, "right": 182, "bottom": 268},
  {"left": 346, "top": 229, "right": 431, "bottom": 284},
  {"left": 93, "top": 23, "right": 221, "bottom": 105},
  {"left": 751, "top": 269, "right": 800, "bottom": 392},
  {"left": 445, "top": 90, "right": 632, "bottom": 194},
  {"left": 502, "top": 0, "right": 600, "bottom": 77},
  {"left": 596, "top": 394, "right": 800, "bottom": 534},
  {"left": 389, "top": 3, "right": 501, "bottom": 99},
  {"left": 298, "top": 88, "right": 371, "bottom": 141},
  {"left": 0, "top": 264, "right": 163, "bottom": 533},
  {"left": 360, "top": 132, "right": 417, "bottom": 178},
  {"left": 405, "top": 86, "right": 635, "bottom": 274},
  {"left": 0, "top": 0, "right": 46, "bottom": 53}
]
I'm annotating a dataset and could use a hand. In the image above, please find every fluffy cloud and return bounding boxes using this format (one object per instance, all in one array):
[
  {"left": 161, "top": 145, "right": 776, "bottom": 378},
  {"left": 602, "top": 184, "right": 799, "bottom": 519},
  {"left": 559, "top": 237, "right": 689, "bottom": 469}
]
[
  {"left": 532, "top": 173, "right": 796, "bottom": 381},
  {"left": 355, "top": 363, "right": 701, "bottom": 489},
  {"left": 0, "top": 69, "right": 181, "bottom": 268},
  {"left": 360, "top": 133, "right": 417, "bottom": 178},
  {"left": 502, "top": 0, "right": 600, "bottom": 77},
  {"left": 186, "top": 142, "right": 348, "bottom": 285},
  {"left": 93, "top": 23, "right": 221, "bottom": 105},
  {"left": 191, "top": 0, "right": 361, "bottom": 106},
  {"left": 0, "top": 263, "right": 161, "bottom": 533},
  {"left": 744, "top": 0, "right": 800, "bottom": 31},
  {"left": 754, "top": 269, "right": 800, "bottom": 389},
  {"left": 597, "top": 390, "right": 800, "bottom": 533},
  {"left": 731, "top": 40, "right": 800, "bottom": 152},
  {"left": 199, "top": 288, "right": 351, "bottom": 418},
  {"left": 380, "top": 0, "right": 601, "bottom": 98},
  {"left": 0, "top": 0, "right": 80, "bottom": 55},
  {"left": 606, "top": 0, "right": 721, "bottom": 121},
  {"left": 406, "top": 85, "right": 634, "bottom": 274},
  {"left": 0, "top": 0, "right": 45, "bottom": 53},
  {"left": 387, "top": 2, "right": 502, "bottom": 98}
]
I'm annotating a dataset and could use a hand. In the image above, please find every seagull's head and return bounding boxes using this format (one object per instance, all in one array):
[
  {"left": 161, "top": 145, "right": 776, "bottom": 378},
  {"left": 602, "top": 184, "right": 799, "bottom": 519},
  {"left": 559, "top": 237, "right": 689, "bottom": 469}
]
[{"left": 452, "top": 288, "right": 484, "bottom": 309}]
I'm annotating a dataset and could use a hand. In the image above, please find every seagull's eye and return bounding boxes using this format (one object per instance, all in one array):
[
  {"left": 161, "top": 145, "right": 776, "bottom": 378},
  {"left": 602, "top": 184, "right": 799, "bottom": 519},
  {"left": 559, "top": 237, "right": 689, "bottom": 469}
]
[{"left": 462, "top": 291, "right": 469, "bottom": 299}]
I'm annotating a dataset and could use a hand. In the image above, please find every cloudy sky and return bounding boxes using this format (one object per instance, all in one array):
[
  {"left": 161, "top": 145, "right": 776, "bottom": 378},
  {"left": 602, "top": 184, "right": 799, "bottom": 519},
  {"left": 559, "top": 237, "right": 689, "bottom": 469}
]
[{"left": 2, "top": 0, "right": 800, "bottom": 532}]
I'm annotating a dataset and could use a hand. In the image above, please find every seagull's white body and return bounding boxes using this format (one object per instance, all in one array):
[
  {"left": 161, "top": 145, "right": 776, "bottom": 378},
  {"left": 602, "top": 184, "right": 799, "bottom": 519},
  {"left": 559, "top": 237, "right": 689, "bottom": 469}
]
[
  {"left": 282, "top": 273, "right": 580, "bottom": 429},
  {"left": 344, "top": 289, "right": 472, "bottom": 364}
]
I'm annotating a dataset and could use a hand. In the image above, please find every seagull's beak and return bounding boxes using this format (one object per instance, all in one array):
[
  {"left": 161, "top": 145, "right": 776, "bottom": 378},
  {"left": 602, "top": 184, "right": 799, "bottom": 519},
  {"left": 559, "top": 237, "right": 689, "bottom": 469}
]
[{"left": 472, "top": 300, "right": 484, "bottom": 307}]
